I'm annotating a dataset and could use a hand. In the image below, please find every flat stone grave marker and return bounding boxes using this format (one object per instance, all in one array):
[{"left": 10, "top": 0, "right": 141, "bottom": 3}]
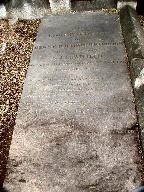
[{"left": 4, "top": 12, "right": 142, "bottom": 192}]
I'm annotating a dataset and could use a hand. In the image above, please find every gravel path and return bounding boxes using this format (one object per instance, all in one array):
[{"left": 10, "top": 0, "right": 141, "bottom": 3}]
[{"left": 0, "top": 19, "right": 41, "bottom": 185}]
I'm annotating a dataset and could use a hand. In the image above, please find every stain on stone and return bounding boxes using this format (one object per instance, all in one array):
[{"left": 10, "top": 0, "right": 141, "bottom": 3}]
[
  {"left": 18, "top": 179, "right": 26, "bottom": 183},
  {"left": 10, "top": 159, "right": 22, "bottom": 167}
]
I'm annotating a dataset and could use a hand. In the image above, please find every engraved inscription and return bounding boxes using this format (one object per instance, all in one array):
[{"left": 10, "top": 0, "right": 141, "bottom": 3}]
[
  {"left": 47, "top": 31, "right": 116, "bottom": 38},
  {"left": 34, "top": 42, "right": 123, "bottom": 50},
  {"left": 30, "top": 60, "right": 124, "bottom": 66},
  {"left": 59, "top": 54, "right": 103, "bottom": 60},
  {"left": 29, "top": 12, "right": 131, "bottom": 125}
]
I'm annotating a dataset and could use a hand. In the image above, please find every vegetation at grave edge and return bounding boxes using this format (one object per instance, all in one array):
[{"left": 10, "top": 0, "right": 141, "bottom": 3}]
[
  {"left": 0, "top": 19, "right": 41, "bottom": 127},
  {"left": 139, "top": 15, "right": 144, "bottom": 31},
  {"left": 89, "top": 185, "right": 96, "bottom": 189},
  {"left": 102, "top": 8, "right": 119, "bottom": 14}
]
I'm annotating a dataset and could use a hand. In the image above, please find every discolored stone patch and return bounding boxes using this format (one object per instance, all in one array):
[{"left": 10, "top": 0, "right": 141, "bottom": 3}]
[{"left": 4, "top": 130, "right": 142, "bottom": 192}]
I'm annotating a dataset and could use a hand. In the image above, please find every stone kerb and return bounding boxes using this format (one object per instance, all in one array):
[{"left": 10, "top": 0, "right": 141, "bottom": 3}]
[
  {"left": 49, "top": 0, "right": 71, "bottom": 13},
  {"left": 5, "top": 0, "right": 118, "bottom": 19},
  {"left": 8, "top": 0, "right": 71, "bottom": 15},
  {"left": 2, "top": 0, "right": 122, "bottom": 20},
  {"left": 120, "top": 5, "right": 144, "bottom": 156}
]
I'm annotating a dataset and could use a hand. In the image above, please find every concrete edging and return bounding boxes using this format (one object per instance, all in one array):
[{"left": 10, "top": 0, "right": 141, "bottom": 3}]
[{"left": 120, "top": 5, "right": 144, "bottom": 156}]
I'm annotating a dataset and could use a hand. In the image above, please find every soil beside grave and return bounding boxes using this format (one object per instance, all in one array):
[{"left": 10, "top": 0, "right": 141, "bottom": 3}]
[{"left": 0, "top": 19, "right": 41, "bottom": 185}]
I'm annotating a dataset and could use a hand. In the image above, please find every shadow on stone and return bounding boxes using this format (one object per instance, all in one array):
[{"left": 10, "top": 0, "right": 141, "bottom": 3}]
[{"left": 132, "top": 186, "right": 144, "bottom": 192}]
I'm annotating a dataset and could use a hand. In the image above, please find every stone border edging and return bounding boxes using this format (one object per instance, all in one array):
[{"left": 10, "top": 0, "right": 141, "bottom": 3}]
[
  {"left": 120, "top": 5, "right": 144, "bottom": 156},
  {"left": 120, "top": 5, "right": 144, "bottom": 60}
]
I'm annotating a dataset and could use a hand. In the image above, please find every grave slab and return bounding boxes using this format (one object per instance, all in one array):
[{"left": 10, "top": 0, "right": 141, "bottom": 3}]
[{"left": 4, "top": 12, "right": 142, "bottom": 191}]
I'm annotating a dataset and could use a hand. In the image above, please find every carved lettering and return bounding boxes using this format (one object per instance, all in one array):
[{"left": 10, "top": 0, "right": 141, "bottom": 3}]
[
  {"left": 59, "top": 54, "right": 102, "bottom": 60},
  {"left": 34, "top": 42, "right": 123, "bottom": 50}
]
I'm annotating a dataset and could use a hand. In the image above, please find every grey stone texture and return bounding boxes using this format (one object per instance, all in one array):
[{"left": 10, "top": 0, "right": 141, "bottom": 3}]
[
  {"left": 8, "top": 0, "right": 116, "bottom": 11},
  {"left": 120, "top": 6, "right": 144, "bottom": 155},
  {"left": 8, "top": 0, "right": 71, "bottom": 16},
  {"left": 117, "top": 1, "right": 137, "bottom": 10},
  {"left": 5, "top": 0, "right": 70, "bottom": 21},
  {"left": 72, "top": 0, "right": 117, "bottom": 11},
  {"left": 4, "top": 12, "right": 142, "bottom": 191},
  {"left": 5, "top": 0, "right": 118, "bottom": 20},
  {"left": 129, "top": 58, "right": 144, "bottom": 155},
  {"left": 130, "top": 59, "right": 144, "bottom": 124},
  {"left": 49, "top": 0, "right": 71, "bottom": 13},
  {"left": 11, "top": 0, "right": 49, "bottom": 8},
  {"left": 120, "top": 6, "right": 144, "bottom": 61},
  {"left": 6, "top": 0, "right": 50, "bottom": 20}
]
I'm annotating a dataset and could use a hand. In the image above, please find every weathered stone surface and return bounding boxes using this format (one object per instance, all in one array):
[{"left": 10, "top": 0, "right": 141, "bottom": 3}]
[
  {"left": 117, "top": 1, "right": 136, "bottom": 10},
  {"left": 7, "top": 0, "right": 70, "bottom": 18},
  {"left": 49, "top": 0, "right": 71, "bottom": 13},
  {"left": 4, "top": 131, "right": 142, "bottom": 192},
  {"left": 120, "top": 6, "right": 144, "bottom": 157},
  {"left": 72, "top": 0, "right": 117, "bottom": 11},
  {"left": 120, "top": 6, "right": 144, "bottom": 62},
  {"left": 9, "top": 0, "right": 49, "bottom": 8},
  {"left": 129, "top": 58, "right": 144, "bottom": 154},
  {"left": 4, "top": 12, "right": 141, "bottom": 191}
]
